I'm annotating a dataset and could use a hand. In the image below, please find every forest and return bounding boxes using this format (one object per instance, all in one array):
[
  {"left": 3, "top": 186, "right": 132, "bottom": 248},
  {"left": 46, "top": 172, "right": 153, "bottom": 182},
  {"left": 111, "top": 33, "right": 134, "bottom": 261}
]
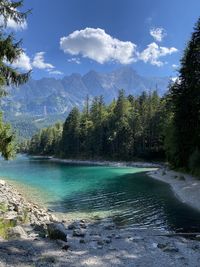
[{"left": 9, "top": 17, "right": 198, "bottom": 177}]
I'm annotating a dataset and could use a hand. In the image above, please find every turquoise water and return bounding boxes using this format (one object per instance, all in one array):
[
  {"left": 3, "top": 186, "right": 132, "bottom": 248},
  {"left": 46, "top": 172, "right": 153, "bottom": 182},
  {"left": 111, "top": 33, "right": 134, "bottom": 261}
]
[{"left": 0, "top": 154, "right": 200, "bottom": 232}]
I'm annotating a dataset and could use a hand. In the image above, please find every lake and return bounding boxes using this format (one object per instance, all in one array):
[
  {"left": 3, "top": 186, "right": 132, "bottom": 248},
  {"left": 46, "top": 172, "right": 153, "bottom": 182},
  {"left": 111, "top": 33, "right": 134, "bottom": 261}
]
[{"left": 0, "top": 154, "right": 200, "bottom": 232}]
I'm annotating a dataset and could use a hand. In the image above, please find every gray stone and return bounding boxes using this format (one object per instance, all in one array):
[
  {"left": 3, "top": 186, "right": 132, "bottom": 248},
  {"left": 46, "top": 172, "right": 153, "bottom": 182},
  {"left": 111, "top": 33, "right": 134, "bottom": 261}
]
[
  {"left": 104, "top": 237, "right": 112, "bottom": 244},
  {"left": 68, "top": 221, "right": 80, "bottom": 230},
  {"left": 47, "top": 223, "right": 67, "bottom": 241},
  {"left": 73, "top": 229, "right": 85, "bottom": 237},
  {"left": 103, "top": 223, "right": 115, "bottom": 230},
  {"left": 56, "top": 240, "right": 70, "bottom": 250}
]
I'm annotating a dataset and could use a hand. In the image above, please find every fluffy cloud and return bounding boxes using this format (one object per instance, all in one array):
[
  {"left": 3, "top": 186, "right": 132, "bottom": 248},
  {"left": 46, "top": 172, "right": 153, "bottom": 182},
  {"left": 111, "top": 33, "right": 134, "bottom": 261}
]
[
  {"left": 60, "top": 28, "right": 178, "bottom": 67},
  {"left": 60, "top": 28, "right": 137, "bottom": 64},
  {"left": 12, "top": 52, "right": 32, "bottom": 71},
  {"left": 10, "top": 51, "right": 63, "bottom": 75},
  {"left": 150, "top": 27, "right": 166, "bottom": 42},
  {"left": 68, "top": 57, "right": 81, "bottom": 64},
  {"left": 0, "top": 15, "right": 27, "bottom": 31},
  {"left": 32, "top": 52, "right": 54, "bottom": 70},
  {"left": 139, "top": 42, "right": 178, "bottom": 66}
]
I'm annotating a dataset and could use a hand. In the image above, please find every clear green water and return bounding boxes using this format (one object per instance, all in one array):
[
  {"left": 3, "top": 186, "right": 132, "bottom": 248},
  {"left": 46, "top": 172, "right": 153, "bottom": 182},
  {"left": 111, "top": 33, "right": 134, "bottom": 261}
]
[{"left": 0, "top": 154, "right": 200, "bottom": 232}]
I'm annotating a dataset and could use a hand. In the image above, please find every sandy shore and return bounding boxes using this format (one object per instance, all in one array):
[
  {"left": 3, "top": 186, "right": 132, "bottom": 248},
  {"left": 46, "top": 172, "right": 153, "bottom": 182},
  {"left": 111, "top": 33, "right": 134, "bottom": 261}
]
[{"left": 148, "top": 168, "right": 200, "bottom": 212}]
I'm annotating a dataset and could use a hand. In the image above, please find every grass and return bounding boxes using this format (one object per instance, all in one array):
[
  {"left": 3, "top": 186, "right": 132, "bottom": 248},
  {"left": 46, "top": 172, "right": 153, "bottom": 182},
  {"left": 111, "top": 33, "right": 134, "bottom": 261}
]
[{"left": 0, "top": 218, "right": 16, "bottom": 239}]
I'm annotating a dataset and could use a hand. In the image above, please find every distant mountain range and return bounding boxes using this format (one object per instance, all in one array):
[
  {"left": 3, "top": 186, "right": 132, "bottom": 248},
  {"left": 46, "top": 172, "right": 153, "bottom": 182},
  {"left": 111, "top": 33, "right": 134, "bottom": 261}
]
[
  {"left": 1, "top": 67, "right": 171, "bottom": 139},
  {"left": 2, "top": 67, "right": 170, "bottom": 117}
]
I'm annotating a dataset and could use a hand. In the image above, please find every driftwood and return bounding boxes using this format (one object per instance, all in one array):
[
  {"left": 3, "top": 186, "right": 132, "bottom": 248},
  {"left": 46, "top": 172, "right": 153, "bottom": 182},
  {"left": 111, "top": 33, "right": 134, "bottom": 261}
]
[{"left": 154, "top": 232, "right": 200, "bottom": 237}]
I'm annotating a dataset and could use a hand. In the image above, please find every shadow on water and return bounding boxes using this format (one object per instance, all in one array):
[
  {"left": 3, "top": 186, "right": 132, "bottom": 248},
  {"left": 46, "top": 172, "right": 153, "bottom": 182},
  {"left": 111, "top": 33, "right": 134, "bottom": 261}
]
[{"left": 47, "top": 172, "right": 200, "bottom": 233}]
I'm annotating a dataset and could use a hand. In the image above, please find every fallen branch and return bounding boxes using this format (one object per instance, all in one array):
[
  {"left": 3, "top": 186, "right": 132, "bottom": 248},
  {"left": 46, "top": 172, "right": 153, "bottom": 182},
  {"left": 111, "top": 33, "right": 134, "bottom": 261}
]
[{"left": 154, "top": 233, "right": 200, "bottom": 237}]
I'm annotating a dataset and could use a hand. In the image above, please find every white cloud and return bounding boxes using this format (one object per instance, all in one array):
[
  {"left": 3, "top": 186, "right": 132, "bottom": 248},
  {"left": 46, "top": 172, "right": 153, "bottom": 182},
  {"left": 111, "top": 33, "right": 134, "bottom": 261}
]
[
  {"left": 12, "top": 52, "right": 32, "bottom": 71},
  {"left": 150, "top": 27, "right": 166, "bottom": 42},
  {"left": 68, "top": 57, "right": 81, "bottom": 64},
  {"left": 48, "top": 70, "right": 63, "bottom": 75},
  {"left": 139, "top": 42, "right": 178, "bottom": 66},
  {"left": 0, "top": 15, "right": 27, "bottom": 31},
  {"left": 32, "top": 52, "right": 54, "bottom": 70},
  {"left": 172, "top": 64, "right": 178, "bottom": 69},
  {"left": 60, "top": 28, "right": 137, "bottom": 64}
]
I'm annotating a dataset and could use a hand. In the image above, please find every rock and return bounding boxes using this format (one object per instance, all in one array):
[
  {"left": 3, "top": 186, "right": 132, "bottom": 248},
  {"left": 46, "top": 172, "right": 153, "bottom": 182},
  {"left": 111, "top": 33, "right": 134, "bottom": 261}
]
[
  {"left": 80, "top": 238, "right": 86, "bottom": 244},
  {"left": 104, "top": 237, "right": 112, "bottom": 244},
  {"left": 8, "top": 226, "right": 28, "bottom": 239},
  {"left": 56, "top": 240, "right": 70, "bottom": 250},
  {"left": 157, "top": 243, "right": 179, "bottom": 253},
  {"left": 163, "top": 246, "right": 179, "bottom": 253},
  {"left": 0, "top": 180, "right": 6, "bottom": 186},
  {"left": 157, "top": 243, "right": 168, "bottom": 249},
  {"left": 97, "top": 240, "right": 104, "bottom": 246},
  {"left": 68, "top": 221, "right": 80, "bottom": 230},
  {"left": 103, "top": 223, "right": 115, "bottom": 230},
  {"left": 73, "top": 229, "right": 85, "bottom": 237},
  {"left": 80, "top": 222, "right": 87, "bottom": 229},
  {"left": 47, "top": 223, "right": 67, "bottom": 241}
]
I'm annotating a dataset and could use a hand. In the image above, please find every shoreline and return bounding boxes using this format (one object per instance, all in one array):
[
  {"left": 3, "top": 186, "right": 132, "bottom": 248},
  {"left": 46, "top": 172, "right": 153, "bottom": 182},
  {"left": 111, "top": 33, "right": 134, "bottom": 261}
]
[
  {"left": 48, "top": 156, "right": 163, "bottom": 168},
  {"left": 148, "top": 168, "right": 200, "bottom": 212},
  {"left": 39, "top": 155, "right": 200, "bottom": 213}
]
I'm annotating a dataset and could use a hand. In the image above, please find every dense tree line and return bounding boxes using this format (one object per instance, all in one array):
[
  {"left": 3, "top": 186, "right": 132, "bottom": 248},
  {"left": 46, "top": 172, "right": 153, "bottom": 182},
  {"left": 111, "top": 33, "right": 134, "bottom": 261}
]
[{"left": 26, "top": 90, "right": 167, "bottom": 160}]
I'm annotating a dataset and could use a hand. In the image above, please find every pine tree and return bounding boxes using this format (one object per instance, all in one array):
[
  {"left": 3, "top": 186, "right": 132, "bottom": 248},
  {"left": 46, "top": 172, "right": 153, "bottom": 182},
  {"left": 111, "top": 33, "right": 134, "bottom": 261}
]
[
  {"left": 0, "top": 0, "right": 30, "bottom": 159},
  {"left": 167, "top": 17, "right": 200, "bottom": 168},
  {"left": 61, "top": 107, "right": 80, "bottom": 157}
]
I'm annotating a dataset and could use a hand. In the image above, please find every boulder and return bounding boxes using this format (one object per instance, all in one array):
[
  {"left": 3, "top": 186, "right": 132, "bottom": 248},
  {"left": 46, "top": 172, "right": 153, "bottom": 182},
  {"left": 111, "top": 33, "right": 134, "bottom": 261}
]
[{"left": 47, "top": 223, "right": 67, "bottom": 241}]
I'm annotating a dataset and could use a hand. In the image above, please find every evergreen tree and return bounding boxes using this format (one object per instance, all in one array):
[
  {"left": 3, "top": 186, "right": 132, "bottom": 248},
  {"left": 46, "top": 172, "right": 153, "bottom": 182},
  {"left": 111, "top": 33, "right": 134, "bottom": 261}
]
[
  {"left": 0, "top": 0, "right": 30, "bottom": 159},
  {"left": 61, "top": 107, "right": 80, "bottom": 157},
  {"left": 167, "top": 17, "right": 200, "bottom": 168}
]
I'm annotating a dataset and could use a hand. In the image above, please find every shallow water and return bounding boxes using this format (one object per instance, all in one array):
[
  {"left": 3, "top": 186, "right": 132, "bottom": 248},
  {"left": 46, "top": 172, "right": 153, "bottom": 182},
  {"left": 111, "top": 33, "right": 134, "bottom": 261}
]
[{"left": 0, "top": 154, "right": 200, "bottom": 232}]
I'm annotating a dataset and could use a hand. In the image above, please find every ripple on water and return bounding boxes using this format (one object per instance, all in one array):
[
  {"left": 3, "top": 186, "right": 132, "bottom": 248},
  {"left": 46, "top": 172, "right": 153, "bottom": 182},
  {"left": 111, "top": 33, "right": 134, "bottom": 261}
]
[{"left": 1, "top": 156, "right": 200, "bottom": 232}]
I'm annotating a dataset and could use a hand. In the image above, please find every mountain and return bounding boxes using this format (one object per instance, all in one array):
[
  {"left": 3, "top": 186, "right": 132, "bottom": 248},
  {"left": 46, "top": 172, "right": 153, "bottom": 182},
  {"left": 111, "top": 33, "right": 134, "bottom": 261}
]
[{"left": 1, "top": 67, "right": 170, "bottom": 139}]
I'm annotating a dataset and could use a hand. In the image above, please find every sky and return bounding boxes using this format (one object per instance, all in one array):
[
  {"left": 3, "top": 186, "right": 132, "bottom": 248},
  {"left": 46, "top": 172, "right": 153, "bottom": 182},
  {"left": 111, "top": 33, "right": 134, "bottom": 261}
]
[{"left": 3, "top": 0, "right": 200, "bottom": 79}]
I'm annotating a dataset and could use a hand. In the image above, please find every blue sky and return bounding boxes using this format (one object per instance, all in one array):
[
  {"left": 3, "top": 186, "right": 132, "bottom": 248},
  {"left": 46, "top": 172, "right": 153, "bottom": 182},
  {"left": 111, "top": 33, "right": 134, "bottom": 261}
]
[{"left": 7, "top": 0, "right": 200, "bottom": 79}]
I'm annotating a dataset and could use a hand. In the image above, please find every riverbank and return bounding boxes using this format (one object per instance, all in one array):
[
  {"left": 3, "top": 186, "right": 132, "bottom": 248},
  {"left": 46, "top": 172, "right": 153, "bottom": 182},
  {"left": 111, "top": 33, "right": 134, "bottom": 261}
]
[
  {"left": 148, "top": 168, "right": 200, "bottom": 212},
  {"left": 0, "top": 178, "right": 200, "bottom": 266}
]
